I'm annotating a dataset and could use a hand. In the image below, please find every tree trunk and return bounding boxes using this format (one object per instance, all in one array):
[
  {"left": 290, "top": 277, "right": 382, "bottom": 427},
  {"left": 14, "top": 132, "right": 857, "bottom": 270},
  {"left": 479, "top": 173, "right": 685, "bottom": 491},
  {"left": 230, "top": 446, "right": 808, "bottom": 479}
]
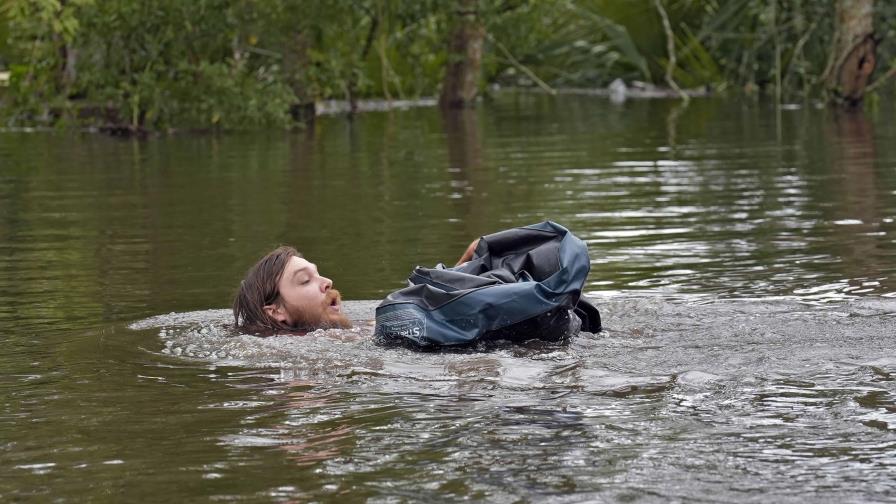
[
  {"left": 826, "top": 0, "right": 876, "bottom": 107},
  {"left": 349, "top": 14, "right": 379, "bottom": 114},
  {"left": 284, "top": 31, "right": 315, "bottom": 122},
  {"left": 439, "top": 0, "right": 484, "bottom": 109},
  {"left": 60, "top": 45, "right": 77, "bottom": 91}
]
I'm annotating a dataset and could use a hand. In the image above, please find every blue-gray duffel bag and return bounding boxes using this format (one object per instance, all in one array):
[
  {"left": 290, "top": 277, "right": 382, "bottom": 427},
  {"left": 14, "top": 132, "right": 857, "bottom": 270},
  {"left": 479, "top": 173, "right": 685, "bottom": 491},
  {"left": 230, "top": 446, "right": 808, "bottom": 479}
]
[{"left": 374, "top": 221, "right": 601, "bottom": 347}]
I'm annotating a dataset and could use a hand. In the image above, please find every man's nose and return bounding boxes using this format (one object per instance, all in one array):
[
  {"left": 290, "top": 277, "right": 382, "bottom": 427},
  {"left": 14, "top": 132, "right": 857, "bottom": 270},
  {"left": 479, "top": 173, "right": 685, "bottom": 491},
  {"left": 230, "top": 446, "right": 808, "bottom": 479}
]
[{"left": 320, "top": 276, "right": 333, "bottom": 292}]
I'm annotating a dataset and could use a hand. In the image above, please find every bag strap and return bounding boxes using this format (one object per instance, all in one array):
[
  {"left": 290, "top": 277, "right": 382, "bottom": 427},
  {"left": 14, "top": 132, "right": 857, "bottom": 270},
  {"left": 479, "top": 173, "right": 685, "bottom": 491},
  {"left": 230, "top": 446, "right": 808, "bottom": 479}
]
[{"left": 573, "top": 298, "right": 602, "bottom": 333}]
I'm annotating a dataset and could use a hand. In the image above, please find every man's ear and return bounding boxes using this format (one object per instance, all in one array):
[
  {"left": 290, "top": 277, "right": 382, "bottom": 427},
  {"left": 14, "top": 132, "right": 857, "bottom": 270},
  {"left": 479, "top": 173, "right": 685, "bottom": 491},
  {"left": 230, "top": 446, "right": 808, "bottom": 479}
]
[{"left": 264, "top": 303, "right": 289, "bottom": 325}]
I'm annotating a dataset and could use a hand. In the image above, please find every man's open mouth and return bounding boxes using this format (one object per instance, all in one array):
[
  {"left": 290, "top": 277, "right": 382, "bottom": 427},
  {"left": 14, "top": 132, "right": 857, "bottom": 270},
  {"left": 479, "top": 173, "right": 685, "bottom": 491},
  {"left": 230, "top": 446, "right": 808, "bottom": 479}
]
[{"left": 326, "top": 290, "right": 342, "bottom": 312}]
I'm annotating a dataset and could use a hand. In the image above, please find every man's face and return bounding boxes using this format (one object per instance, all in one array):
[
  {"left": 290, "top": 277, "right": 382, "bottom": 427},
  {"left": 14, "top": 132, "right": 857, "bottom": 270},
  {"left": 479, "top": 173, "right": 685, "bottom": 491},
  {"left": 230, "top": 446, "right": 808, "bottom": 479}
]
[{"left": 264, "top": 256, "right": 351, "bottom": 330}]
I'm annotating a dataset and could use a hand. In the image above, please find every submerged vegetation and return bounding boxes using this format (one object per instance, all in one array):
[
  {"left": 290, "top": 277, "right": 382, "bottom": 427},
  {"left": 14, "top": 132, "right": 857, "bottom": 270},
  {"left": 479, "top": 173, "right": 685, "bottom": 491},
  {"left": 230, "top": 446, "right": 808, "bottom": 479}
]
[{"left": 0, "top": 0, "right": 895, "bottom": 131}]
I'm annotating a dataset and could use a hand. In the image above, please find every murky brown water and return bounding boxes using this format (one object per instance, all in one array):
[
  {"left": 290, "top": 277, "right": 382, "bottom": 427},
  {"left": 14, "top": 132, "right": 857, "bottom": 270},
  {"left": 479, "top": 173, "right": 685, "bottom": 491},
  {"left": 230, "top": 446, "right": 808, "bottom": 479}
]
[{"left": 2, "top": 94, "right": 896, "bottom": 501}]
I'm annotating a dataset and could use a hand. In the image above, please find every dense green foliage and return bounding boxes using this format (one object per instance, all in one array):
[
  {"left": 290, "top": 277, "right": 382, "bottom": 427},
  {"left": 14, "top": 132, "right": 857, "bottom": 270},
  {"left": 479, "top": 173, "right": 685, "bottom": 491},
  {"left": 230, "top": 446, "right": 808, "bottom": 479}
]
[
  {"left": 486, "top": 1, "right": 896, "bottom": 99},
  {"left": 1, "top": 1, "right": 895, "bottom": 130}
]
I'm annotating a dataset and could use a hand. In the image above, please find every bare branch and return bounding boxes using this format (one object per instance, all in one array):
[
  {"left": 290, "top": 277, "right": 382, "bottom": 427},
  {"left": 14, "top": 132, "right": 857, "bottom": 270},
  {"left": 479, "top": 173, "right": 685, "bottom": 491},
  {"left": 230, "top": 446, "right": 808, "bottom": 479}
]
[
  {"left": 489, "top": 35, "right": 555, "bottom": 95},
  {"left": 654, "top": 0, "right": 689, "bottom": 102},
  {"left": 865, "top": 64, "right": 896, "bottom": 94}
]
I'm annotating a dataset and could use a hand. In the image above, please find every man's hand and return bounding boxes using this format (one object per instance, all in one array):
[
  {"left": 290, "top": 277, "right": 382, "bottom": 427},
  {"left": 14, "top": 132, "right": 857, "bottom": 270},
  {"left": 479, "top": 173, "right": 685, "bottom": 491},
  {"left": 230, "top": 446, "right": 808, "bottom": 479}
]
[{"left": 455, "top": 238, "right": 480, "bottom": 266}]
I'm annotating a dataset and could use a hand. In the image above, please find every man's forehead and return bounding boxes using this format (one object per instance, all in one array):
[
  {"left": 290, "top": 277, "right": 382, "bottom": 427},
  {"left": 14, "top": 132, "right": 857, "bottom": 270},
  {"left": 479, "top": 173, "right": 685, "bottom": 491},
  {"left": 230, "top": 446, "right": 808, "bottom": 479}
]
[{"left": 286, "top": 255, "right": 313, "bottom": 272}]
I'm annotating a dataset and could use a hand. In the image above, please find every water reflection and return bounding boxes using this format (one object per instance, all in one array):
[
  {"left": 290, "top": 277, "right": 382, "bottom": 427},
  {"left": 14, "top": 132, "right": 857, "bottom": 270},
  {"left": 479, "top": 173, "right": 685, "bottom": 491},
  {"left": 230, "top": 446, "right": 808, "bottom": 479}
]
[
  {"left": 828, "top": 110, "right": 887, "bottom": 290},
  {"left": 664, "top": 101, "right": 689, "bottom": 154},
  {"left": 4, "top": 95, "right": 896, "bottom": 501},
  {"left": 442, "top": 108, "right": 489, "bottom": 234},
  {"left": 3, "top": 98, "right": 896, "bottom": 308}
]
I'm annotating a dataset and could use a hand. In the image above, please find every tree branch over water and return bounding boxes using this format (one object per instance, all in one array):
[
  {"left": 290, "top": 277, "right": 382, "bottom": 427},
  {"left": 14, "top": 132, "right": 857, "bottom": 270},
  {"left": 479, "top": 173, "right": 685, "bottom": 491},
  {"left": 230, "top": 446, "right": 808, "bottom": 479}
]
[
  {"left": 489, "top": 35, "right": 555, "bottom": 95},
  {"left": 654, "top": 0, "right": 688, "bottom": 103}
]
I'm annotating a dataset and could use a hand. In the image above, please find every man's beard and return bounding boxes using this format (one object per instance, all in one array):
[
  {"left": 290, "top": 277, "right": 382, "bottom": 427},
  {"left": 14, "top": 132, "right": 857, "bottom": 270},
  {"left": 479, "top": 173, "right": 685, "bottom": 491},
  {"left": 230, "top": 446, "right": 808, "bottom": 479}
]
[{"left": 286, "top": 289, "right": 352, "bottom": 331}]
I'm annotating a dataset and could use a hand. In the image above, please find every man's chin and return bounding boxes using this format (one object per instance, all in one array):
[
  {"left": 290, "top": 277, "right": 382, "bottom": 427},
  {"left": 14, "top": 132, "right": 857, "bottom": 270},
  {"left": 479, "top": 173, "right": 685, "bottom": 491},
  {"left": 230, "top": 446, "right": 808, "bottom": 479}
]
[
  {"left": 325, "top": 313, "right": 352, "bottom": 329},
  {"left": 286, "top": 316, "right": 351, "bottom": 333},
  {"left": 307, "top": 311, "right": 352, "bottom": 330}
]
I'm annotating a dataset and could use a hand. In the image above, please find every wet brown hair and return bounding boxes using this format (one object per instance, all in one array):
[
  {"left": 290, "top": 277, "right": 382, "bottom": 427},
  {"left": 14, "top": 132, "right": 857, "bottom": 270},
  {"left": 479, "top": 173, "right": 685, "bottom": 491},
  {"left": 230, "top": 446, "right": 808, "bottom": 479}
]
[{"left": 232, "top": 246, "right": 300, "bottom": 333}]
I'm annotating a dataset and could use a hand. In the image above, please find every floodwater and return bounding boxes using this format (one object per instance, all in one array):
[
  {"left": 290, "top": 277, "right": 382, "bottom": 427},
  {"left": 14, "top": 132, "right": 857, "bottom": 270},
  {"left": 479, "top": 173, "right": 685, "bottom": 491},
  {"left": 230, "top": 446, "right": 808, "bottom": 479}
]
[{"left": 2, "top": 94, "right": 896, "bottom": 501}]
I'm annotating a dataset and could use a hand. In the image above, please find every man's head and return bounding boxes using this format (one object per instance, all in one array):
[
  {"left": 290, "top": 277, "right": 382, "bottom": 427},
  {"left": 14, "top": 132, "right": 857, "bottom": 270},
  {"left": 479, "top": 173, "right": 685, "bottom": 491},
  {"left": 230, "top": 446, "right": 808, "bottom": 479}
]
[{"left": 233, "top": 246, "right": 352, "bottom": 333}]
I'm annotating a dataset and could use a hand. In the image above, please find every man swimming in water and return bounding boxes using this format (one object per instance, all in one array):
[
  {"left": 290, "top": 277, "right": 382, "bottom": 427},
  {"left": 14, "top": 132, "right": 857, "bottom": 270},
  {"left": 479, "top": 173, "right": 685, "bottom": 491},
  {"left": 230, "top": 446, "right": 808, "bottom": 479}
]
[
  {"left": 233, "top": 241, "right": 480, "bottom": 334},
  {"left": 232, "top": 246, "right": 352, "bottom": 334}
]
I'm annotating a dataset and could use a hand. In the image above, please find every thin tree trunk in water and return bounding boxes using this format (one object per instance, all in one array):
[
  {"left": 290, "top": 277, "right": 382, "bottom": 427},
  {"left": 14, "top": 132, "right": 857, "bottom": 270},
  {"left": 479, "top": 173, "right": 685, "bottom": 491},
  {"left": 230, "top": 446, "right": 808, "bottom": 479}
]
[
  {"left": 439, "top": 0, "right": 484, "bottom": 109},
  {"left": 59, "top": 45, "right": 77, "bottom": 91},
  {"left": 284, "top": 31, "right": 315, "bottom": 122},
  {"left": 825, "top": 0, "right": 876, "bottom": 107},
  {"left": 349, "top": 14, "right": 379, "bottom": 114}
]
